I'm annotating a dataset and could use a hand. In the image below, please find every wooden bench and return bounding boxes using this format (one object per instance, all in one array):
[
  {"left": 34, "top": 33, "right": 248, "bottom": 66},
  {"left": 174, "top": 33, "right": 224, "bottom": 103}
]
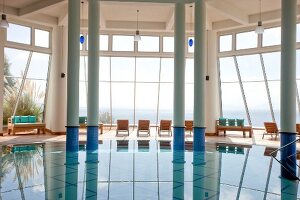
[
  {"left": 215, "top": 120, "right": 252, "bottom": 138},
  {"left": 7, "top": 118, "right": 46, "bottom": 135}
]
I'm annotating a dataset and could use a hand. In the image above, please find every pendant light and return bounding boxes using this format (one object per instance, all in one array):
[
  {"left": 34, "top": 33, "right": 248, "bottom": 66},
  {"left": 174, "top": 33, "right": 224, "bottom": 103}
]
[
  {"left": 134, "top": 10, "right": 141, "bottom": 42},
  {"left": 0, "top": 0, "right": 9, "bottom": 28},
  {"left": 188, "top": 5, "right": 194, "bottom": 47},
  {"left": 79, "top": 1, "right": 85, "bottom": 44},
  {"left": 255, "top": 0, "right": 264, "bottom": 34}
]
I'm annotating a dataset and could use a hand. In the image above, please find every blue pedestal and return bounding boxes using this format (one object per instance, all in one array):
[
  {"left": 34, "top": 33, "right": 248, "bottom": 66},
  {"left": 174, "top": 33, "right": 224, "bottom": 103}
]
[
  {"left": 173, "top": 127, "right": 185, "bottom": 151},
  {"left": 280, "top": 132, "right": 297, "bottom": 180},
  {"left": 87, "top": 126, "right": 99, "bottom": 151},
  {"left": 193, "top": 127, "right": 206, "bottom": 152},
  {"left": 66, "top": 126, "right": 79, "bottom": 152}
]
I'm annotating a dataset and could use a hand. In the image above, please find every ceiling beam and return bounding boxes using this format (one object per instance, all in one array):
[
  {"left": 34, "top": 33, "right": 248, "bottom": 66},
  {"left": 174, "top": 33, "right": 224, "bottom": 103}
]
[
  {"left": 58, "top": 7, "right": 68, "bottom": 26},
  {"left": 166, "top": 8, "right": 174, "bottom": 30},
  {"left": 19, "top": 0, "right": 66, "bottom": 16},
  {"left": 206, "top": 0, "right": 249, "bottom": 25},
  {"left": 98, "top": 20, "right": 166, "bottom": 31},
  {"left": 99, "top": 5, "right": 106, "bottom": 28},
  {"left": 0, "top": 4, "right": 18, "bottom": 16}
]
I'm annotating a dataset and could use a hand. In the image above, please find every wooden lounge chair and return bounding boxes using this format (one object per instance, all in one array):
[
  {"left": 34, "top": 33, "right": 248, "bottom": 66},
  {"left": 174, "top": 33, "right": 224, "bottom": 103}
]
[
  {"left": 116, "top": 120, "right": 129, "bottom": 136},
  {"left": 137, "top": 120, "right": 150, "bottom": 136},
  {"left": 185, "top": 120, "right": 193, "bottom": 135},
  {"left": 263, "top": 122, "right": 279, "bottom": 140},
  {"left": 158, "top": 120, "right": 172, "bottom": 136}
]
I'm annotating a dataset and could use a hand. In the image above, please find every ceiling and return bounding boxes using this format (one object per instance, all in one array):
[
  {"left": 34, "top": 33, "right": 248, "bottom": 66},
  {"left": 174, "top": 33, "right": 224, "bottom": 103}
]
[{"left": 3, "top": 0, "right": 300, "bottom": 32}]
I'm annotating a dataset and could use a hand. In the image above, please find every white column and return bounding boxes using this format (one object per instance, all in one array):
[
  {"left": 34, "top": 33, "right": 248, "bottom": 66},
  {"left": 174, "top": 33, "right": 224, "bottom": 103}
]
[
  {"left": 0, "top": 29, "right": 4, "bottom": 136},
  {"left": 45, "top": 26, "right": 67, "bottom": 134}
]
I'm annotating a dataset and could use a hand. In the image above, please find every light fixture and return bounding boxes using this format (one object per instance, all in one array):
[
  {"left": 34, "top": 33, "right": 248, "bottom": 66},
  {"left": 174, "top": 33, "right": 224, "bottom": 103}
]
[
  {"left": 255, "top": 0, "right": 264, "bottom": 34},
  {"left": 79, "top": 1, "right": 85, "bottom": 44},
  {"left": 188, "top": 5, "right": 194, "bottom": 47},
  {"left": 134, "top": 10, "right": 141, "bottom": 42},
  {"left": 0, "top": 0, "right": 9, "bottom": 28}
]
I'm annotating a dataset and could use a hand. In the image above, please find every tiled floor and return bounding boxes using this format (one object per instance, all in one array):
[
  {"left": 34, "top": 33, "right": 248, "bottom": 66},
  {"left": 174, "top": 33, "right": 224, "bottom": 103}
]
[{"left": 0, "top": 127, "right": 288, "bottom": 148}]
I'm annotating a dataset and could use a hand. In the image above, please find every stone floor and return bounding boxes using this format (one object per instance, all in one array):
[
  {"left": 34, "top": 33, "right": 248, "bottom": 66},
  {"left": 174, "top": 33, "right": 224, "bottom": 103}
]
[{"left": 0, "top": 127, "right": 291, "bottom": 149}]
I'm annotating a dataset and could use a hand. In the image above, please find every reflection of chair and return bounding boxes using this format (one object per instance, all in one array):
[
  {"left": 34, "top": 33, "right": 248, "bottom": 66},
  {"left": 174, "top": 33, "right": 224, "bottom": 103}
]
[
  {"left": 137, "top": 120, "right": 150, "bottom": 136},
  {"left": 116, "top": 120, "right": 129, "bottom": 136},
  {"left": 185, "top": 120, "right": 193, "bottom": 135},
  {"left": 158, "top": 120, "right": 172, "bottom": 136},
  {"left": 263, "top": 122, "right": 279, "bottom": 140}
]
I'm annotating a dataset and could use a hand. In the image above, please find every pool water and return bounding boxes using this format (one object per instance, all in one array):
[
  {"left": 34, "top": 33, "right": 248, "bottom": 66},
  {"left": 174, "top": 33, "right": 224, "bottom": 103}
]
[{"left": 0, "top": 140, "right": 299, "bottom": 200}]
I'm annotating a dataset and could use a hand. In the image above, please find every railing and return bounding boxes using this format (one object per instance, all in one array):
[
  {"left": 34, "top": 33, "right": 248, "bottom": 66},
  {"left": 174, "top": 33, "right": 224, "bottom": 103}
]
[{"left": 270, "top": 138, "right": 300, "bottom": 180}]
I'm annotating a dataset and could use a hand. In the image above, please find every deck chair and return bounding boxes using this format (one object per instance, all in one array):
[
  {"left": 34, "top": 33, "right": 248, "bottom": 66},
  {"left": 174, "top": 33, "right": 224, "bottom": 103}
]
[
  {"left": 116, "top": 120, "right": 129, "bottom": 136},
  {"left": 263, "top": 122, "right": 279, "bottom": 140},
  {"left": 158, "top": 120, "right": 172, "bottom": 136},
  {"left": 185, "top": 120, "right": 193, "bottom": 135},
  {"left": 137, "top": 120, "right": 150, "bottom": 136}
]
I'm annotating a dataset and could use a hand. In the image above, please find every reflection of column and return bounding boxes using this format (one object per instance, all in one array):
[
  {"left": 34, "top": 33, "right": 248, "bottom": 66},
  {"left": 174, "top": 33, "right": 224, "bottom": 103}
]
[
  {"left": 172, "top": 150, "right": 185, "bottom": 199},
  {"left": 280, "top": 0, "right": 297, "bottom": 179},
  {"left": 66, "top": 0, "right": 80, "bottom": 151},
  {"left": 193, "top": 151, "right": 206, "bottom": 200},
  {"left": 0, "top": 28, "right": 4, "bottom": 136},
  {"left": 173, "top": 2, "right": 185, "bottom": 151},
  {"left": 85, "top": 151, "right": 99, "bottom": 200},
  {"left": 65, "top": 152, "right": 79, "bottom": 200},
  {"left": 193, "top": 0, "right": 206, "bottom": 151},
  {"left": 281, "top": 178, "right": 298, "bottom": 200},
  {"left": 87, "top": 0, "right": 100, "bottom": 151}
]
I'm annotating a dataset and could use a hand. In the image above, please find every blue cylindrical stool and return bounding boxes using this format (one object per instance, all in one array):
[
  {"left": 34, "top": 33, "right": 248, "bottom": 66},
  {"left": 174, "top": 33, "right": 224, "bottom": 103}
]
[
  {"left": 87, "top": 126, "right": 99, "bottom": 151},
  {"left": 66, "top": 126, "right": 79, "bottom": 152},
  {"left": 280, "top": 132, "right": 297, "bottom": 180},
  {"left": 173, "top": 127, "right": 185, "bottom": 151},
  {"left": 193, "top": 127, "right": 206, "bottom": 152}
]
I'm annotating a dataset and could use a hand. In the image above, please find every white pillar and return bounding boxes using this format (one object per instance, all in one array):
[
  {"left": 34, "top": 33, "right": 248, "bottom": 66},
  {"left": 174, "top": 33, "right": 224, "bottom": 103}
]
[
  {"left": 0, "top": 29, "right": 4, "bottom": 136},
  {"left": 205, "top": 30, "right": 220, "bottom": 134},
  {"left": 45, "top": 26, "right": 67, "bottom": 134}
]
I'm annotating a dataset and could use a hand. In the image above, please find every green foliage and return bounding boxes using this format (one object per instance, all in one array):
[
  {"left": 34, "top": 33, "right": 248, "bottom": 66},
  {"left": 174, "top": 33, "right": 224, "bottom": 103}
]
[{"left": 99, "top": 111, "right": 113, "bottom": 124}]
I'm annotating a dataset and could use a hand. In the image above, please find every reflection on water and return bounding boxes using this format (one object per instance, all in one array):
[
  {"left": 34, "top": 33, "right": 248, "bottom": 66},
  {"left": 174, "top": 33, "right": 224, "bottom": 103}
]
[{"left": 0, "top": 140, "right": 299, "bottom": 200}]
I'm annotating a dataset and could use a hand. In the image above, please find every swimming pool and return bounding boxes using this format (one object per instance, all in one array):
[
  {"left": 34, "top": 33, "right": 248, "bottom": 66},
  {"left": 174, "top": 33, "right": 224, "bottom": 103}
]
[{"left": 0, "top": 140, "right": 299, "bottom": 200}]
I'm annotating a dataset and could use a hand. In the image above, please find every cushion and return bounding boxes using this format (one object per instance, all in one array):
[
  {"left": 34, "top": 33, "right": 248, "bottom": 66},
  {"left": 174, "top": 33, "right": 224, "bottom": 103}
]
[
  {"left": 79, "top": 116, "right": 86, "bottom": 124},
  {"left": 228, "top": 119, "right": 236, "bottom": 126},
  {"left": 219, "top": 118, "right": 227, "bottom": 126},
  {"left": 236, "top": 119, "right": 244, "bottom": 126},
  {"left": 20, "top": 116, "right": 29, "bottom": 123},
  {"left": 29, "top": 116, "right": 36, "bottom": 123},
  {"left": 12, "top": 116, "right": 19, "bottom": 124}
]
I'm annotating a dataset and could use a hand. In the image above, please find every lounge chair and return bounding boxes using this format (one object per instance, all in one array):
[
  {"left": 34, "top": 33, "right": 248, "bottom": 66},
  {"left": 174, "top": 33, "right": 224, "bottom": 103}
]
[
  {"left": 185, "top": 120, "right": 193, "bottom": 135},
  {"left": 116, "top": 120, "right": 129, "bottom": 136},
  {"left": 158, "top": 120, "right": 172, "bottom": 136},
  {"left": 263, "top": 122, "right": 279, "bottom": 140},
  {"left": 137, "top": 120, "right": 150, "bottom": 136}
]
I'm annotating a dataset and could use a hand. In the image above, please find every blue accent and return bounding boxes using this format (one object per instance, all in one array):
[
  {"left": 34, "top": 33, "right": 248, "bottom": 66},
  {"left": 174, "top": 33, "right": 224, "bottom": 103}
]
[
  {"left": 193, "top": 127, "right": 206, "bottom": 152},
  {"left": 80, "top": 35, "right": 85, "bottom": 44},
  {"left": 173, "top": 127, "right": 185, "bottom": 151},
  {"left": 87, "top": 126, "right": 99, "bottom": 151},
  {"left": 188, "top": 38, "right": 193, "bottom": 47},
  {"left": 66, "top": 127, "right": 79, "bottom": 152},
  {"left": 280, "top": 132, "right": 297, "bottom": 180}
]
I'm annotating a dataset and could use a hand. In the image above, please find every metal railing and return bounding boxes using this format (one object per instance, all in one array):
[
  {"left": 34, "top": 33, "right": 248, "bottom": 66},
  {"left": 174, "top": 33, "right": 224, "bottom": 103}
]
[{"left": 270, "top": 138, "right": 300, "bottom": 180}]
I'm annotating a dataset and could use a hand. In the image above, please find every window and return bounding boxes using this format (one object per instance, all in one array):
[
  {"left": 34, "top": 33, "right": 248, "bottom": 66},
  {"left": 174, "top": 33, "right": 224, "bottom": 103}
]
[
  {"left": 100, "top": 35, "right": 109, "bottom": 51},
  {"left": 35, "top": 29, "right": 50, "bottom": 48},
  {"left": 111, "top": 57, "right": 135, "bottom": 81},
  {"left": 263, "top": 27, "right": 281, "bottom": 47},
  {"left": 236, "top": 31, "right": 257, "bottom": 50},
  {"left": 112, "top": 35, "right": 134, "bottom": 51},
  {"left": 219, "top": 35, "right": 232, "bottom": 52},
  {"left": 138, "top": 36, "right": 159, "bottom": 52},
  {"left": 219, "top": 57, "right": 238, "bottom": 82},
  {"left": 7, "top": 23, "right": 31, "bottom": 45},
  {"left": 136, "top": 58, "right": 160, "bottom": 82},
  {"left": 163, "top": 37, "right": 174, "bottom": 52}
]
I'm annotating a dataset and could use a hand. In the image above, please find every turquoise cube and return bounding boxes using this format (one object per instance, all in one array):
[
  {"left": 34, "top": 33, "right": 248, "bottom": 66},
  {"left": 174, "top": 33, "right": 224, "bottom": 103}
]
[
  {"left": 219, "top": 118, "right": 227, "bottom": 126},
  {"left": 236, "top": 119, "right": 244, "bottom": 126},
  {"left": 228, "top": 119, "right": 236, "bottom": 126},
  {"left": 21, "top": 116, "right": 29, "bottom": 123},
  {"left": 12, "top": 116, "right": 20, "bottom": 124},
  {"left": 79, "top": 116, "right": 86, "bottom": 124},
  {"left": 29, "top": 116, "right": 36, "bottom": 123}
]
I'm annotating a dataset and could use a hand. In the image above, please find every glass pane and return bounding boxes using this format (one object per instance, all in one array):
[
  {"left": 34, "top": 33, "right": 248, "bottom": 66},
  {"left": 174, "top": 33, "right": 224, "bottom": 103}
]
[
  {"left": 136, "top": 58, "right": 160, "bottom": 82},
  {"left": 263, "top": 27, "right": 281, "bottom": 47},
  {"left": 219, "top": 35, "right": 232, "bottom": 52},
  {"left": 163, "top": 36, "right": 174, "bottom": 52},
  {"left": 262, "top": 52, "right": 280, "bottom": 80},
  {"left": 219, "top": 57, "right": 238, "bottom": 82},
  {"left": 111, "top": 57, "right": 135, "bottom": 81},
  {"left": 297, "top": 24, "right": 300, "bottom": 43},
  {"left": 99, "top": 57, "right": 110, "bottom": 81},
  {"left": 236, "top": 31, "right": 257, "bottom": 50},
  {"left": 297, "top": 50, "right": 300, "bottom": 79},
  {"left": 111, "top": 83, "right": 134, "bottom": 124},
  {"left": 243, "top": 82, "right": 272, "bottom": 127},
  {"left": 99, "top": 82, "right": 111, "bottom": 124},
  {"left": 160, "top": 58, "right": 174, "bottom": 82},
  {"left": 79, "top": 82, "right": 87, "bottom": 116},
  {"left": 185, "top": 59, "right": 194, "bottom": 83},
  {"left": 138, "top": 36, "right": 159, "bottom": 52},
  {"left": 112, "top": 35, "right": 134, "bottom": 51},
  {"left": 268, "top": 81, "right": 280, "bottom": 124},
  {"left": 221, "top": 83, "right": 248, "bottom": 123},
  {"left": 100, "top": 35, "right": 109, "bottom": 51},
  {"left": 26, "top": 52, "right": 50, "bottom": 79},
  {"left": 35, "top": 29, "right": 50, "bottom": 48},
  {"left": 158, "top": 83, "right": 173, "bottom": 121},
  {"left": 135, "top": 83, "right": 158, "bottom": 124},
  {"left": 4, "top": 48, "right": 30, "bottom": 78},
  {"left": 7, "top": 23, "right": 31, "bottom": 45},
  {"left": 80, "top": 56, "right": 88, "bottom": 81},
  {"left": 185, "top": 83, "right": 193, "bottom": 119},
  {"left": 237, "top": 54, "right": 264, "bottom": 81},
  {"left": 188, "top": 36, "right": 194, "bottom": 53}
]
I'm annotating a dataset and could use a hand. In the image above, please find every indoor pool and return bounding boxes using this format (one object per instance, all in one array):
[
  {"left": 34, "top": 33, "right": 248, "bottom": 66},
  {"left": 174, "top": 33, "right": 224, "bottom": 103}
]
[{"left": 0, "top": 140, "right": 299, "bottom": 200}]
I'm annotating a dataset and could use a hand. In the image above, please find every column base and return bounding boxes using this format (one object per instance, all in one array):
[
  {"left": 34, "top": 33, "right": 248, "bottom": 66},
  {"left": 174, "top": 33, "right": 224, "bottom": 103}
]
[
  {"left": 87, "top": 126, "right": 99, "bottom": 151},
  {"left": 193, "top": 127, "right": 206, "bottom": 152},
  {"left": 173, "top": 127, "right": 185, "bottom": 151},
  {"left": 280, "top": 132, "right": 297, "bottom": 180},
  {"left": 66, "top": 126, "right": 79, "bottom": 152}
]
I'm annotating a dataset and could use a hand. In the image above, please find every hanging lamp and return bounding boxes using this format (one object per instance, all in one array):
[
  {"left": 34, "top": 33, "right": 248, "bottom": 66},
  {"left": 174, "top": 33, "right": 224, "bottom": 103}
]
[
  {"left": 0, "top": 0, "right": 9, "bottom": 28},
  {"left": 255, "top": 0, "right": 264, "bottom": 34},
  {"left": 134, "top": 10, "right": 141, "bottom": 42}
]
